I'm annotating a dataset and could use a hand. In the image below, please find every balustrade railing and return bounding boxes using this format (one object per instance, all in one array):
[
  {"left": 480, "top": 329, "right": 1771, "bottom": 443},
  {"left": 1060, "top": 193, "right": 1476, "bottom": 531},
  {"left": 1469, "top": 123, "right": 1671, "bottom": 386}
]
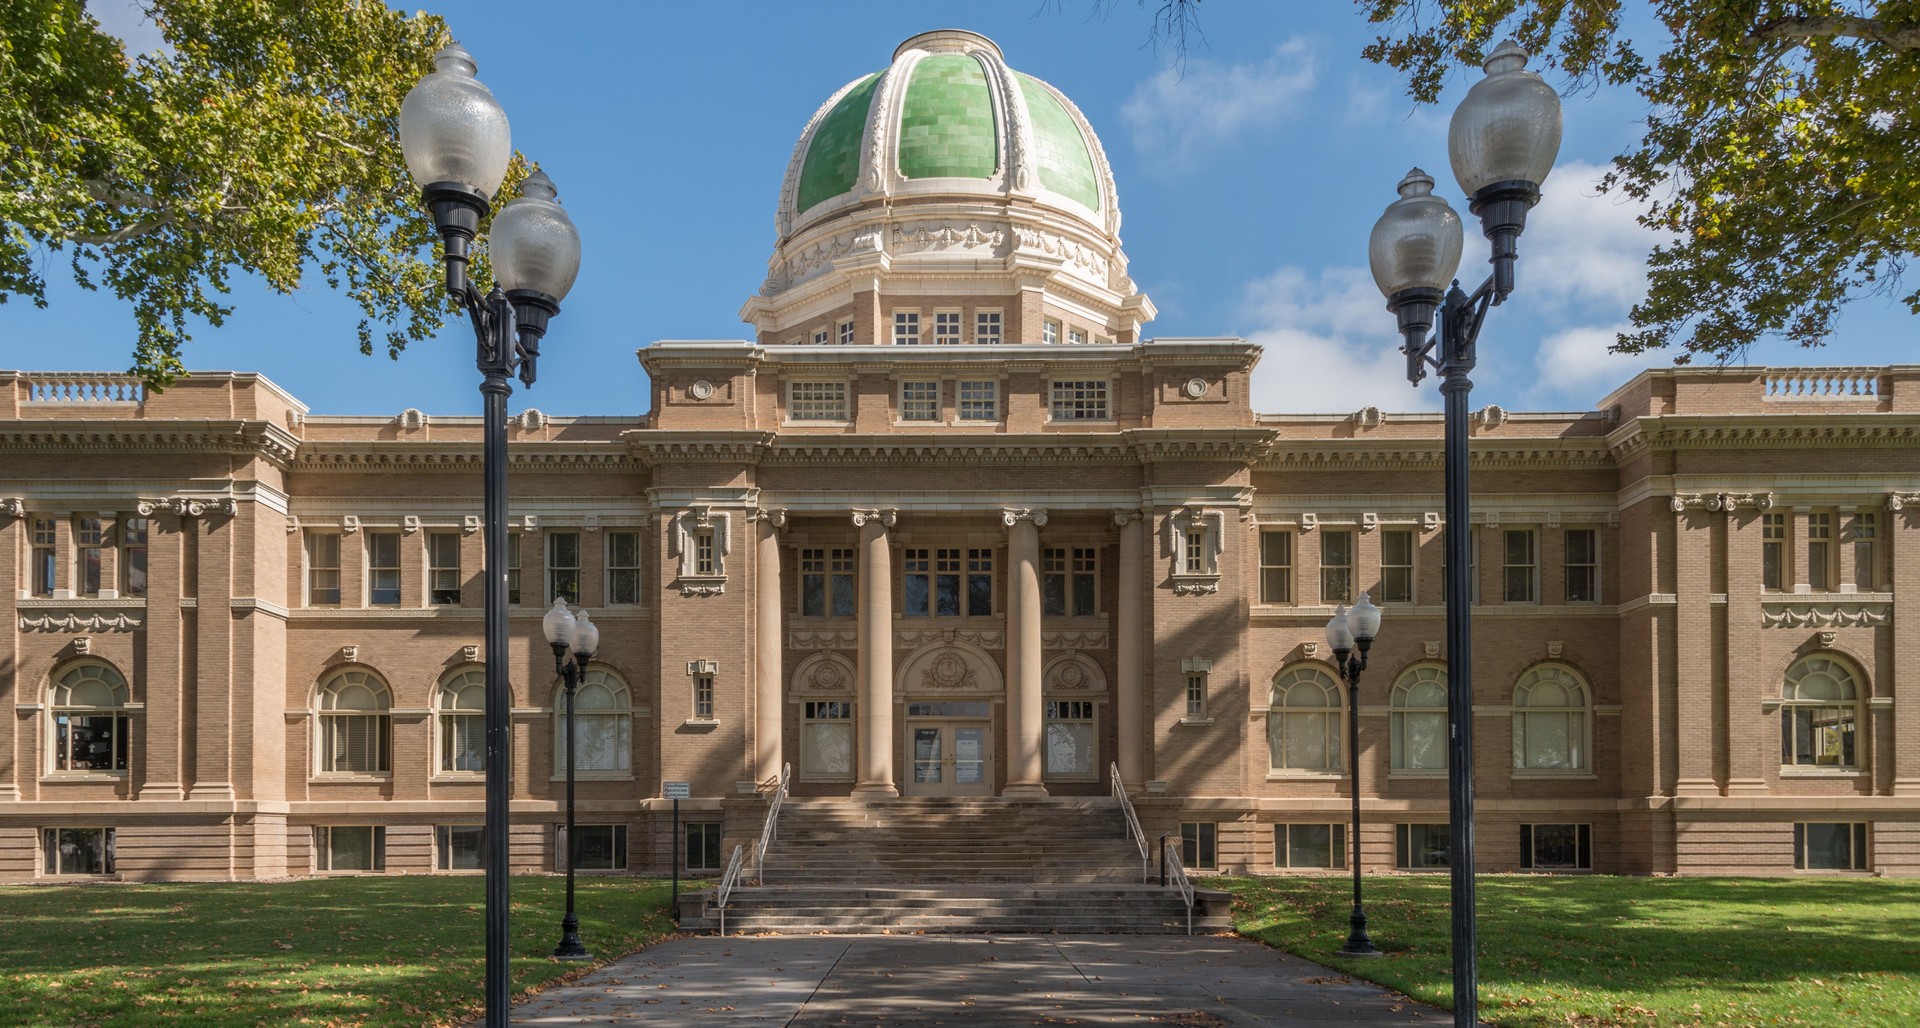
[
  {"left": 754, "top": 762, "right": 791, "bottom": 879},
  {"left": 1162, "top": 840, "right": 1194, "bottom": 936},
  {"left": 22, "top": 373, "right": 145, "bottom": 404},
  {"left": 715, "top": 844, "right": 746, "bottom": 937},
  {"left": 1763, "top": 368, "right": 1881, "bottom": 400},
  {"left": 1111, "top": 762, "right": 1151, "bottom": 882}
]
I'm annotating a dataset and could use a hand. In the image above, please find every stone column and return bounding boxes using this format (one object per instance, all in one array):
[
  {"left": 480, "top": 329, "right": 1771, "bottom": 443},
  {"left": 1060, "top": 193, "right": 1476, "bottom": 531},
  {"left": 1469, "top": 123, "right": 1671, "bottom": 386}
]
[
  {"left": 1003, "top": 508, "right": 1048, "bottom": 797},
  {"left": 1115, "top": 509, "right": 1146, "bottom": 788},
  {"left": 753, "top": 510, "right": 786, "bottom": 787},
  {"left": 853, "top": 508, "right": 898, "bottom": 797}
]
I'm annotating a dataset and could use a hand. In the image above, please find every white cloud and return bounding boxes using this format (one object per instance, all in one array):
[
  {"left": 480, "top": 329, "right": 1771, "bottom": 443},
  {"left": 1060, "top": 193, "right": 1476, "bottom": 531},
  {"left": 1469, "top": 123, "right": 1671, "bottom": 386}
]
[
  {"left": 1240, "top": 266, "right": 1440, "bottom": 415},
  {"left": 89, "top": 0, "right": 171, "bottom": 60},
  {"left": 1529, "top": 323, "right": 1671, "bottom": 401},
  {"left": 1521, "top": 160, "right": 1665, "bottom": 313},
  {"left": 1122, "top": 40, "right": 1316, "bottom": 161}
]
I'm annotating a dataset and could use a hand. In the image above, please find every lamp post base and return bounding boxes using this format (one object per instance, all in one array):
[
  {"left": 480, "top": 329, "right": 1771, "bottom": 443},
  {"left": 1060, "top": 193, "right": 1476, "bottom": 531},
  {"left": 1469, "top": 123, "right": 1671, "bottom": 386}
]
[
  {"left": 553, "top": 912, "right": 592, "bottom": 961},
  {"left": 1338, "top": 907, "right": 1382, "bottom": 958}
]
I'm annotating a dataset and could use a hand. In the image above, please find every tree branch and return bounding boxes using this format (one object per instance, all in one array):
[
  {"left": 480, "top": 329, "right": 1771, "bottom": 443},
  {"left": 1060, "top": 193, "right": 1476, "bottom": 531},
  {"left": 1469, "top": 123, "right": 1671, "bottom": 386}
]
[
  {"left": 1746, "top": 16, "right": 1920, "bottom": 51},
  {"left": 70, "top": 214, "right": 173, "bottom": 245}
]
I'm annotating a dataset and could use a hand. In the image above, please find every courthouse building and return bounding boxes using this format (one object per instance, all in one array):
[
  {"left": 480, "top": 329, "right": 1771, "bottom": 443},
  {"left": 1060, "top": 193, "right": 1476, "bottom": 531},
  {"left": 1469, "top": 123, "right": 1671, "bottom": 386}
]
[{"left": 4, "top": 30, "right": 1917, "bottom": 882}]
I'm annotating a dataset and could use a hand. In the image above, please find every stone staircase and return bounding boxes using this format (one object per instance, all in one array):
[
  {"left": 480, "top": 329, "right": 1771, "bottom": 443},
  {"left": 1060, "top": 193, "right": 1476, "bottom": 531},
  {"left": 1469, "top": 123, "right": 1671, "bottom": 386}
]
[{"left": 680, "top": 797, "right": 1232, "bottom": 935}]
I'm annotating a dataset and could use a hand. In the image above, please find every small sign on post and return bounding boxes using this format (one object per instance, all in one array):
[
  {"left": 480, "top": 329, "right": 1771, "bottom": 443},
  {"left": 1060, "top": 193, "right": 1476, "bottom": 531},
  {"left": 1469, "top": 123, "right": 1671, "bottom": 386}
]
[{"left": 663, "top": 782, "right": 689, "bottom": 919}]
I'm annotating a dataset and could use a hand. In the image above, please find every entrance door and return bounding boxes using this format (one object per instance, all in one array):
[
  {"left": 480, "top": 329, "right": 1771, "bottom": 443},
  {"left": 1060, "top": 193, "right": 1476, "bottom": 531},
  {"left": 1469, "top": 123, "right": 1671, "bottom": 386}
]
[{"left": 905, "top": 701, "right": 993, "bottom": 797}]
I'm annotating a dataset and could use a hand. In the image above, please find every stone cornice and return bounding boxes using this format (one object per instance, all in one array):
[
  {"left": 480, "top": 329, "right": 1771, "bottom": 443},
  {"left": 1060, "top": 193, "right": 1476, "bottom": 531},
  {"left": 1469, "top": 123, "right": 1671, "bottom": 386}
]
[
  {"left": 765, "top": 434, "right": 1133, "bottom": 466},
  {"left": 625, "top": 431, "right": 776, "bottom": 467},
  {"left": 291, "top": 443, "right": 632, "bottom": 473},
  {"left": 1259, "top": 437, "right": 1613, "bottom": 471},
  {"left": 0, "top": 419, "right": 299, "bottom": 466},
  {"left": 1122, "top": 428, "right": 1275, "bottom": 464},
  {"left": 1609, "top": 413, "right": 1920, "bottom": 460}
]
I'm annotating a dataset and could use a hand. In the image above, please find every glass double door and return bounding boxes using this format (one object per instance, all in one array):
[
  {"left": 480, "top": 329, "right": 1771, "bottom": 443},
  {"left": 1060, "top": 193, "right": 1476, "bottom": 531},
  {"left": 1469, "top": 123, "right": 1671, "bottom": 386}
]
[{"left": 906, "top": 701, "right": 993, "bottom": 797}]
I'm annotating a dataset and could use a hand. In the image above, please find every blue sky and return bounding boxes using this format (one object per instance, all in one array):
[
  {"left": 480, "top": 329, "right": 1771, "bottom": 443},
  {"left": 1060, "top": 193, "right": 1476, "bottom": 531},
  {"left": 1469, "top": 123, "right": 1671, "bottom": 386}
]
[{"left": 7, "top": 1, "right": 1911, "bottom": 417}]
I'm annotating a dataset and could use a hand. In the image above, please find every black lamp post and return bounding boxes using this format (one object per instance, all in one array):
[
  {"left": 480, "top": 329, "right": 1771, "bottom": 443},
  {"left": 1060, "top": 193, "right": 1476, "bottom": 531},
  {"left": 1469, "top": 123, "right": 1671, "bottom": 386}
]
[
  {"left": 399, "top": 43, "right": 583, "bottom": 1028},
  {"left": 1326, "top": 593, "right": 1383, "bottom": 959},
  {"left": 543, "top": 599, "right": 599, "bottom": 961},
  {"left": 1367, "top": 40, "right": 1560, "bottom": 1028}
]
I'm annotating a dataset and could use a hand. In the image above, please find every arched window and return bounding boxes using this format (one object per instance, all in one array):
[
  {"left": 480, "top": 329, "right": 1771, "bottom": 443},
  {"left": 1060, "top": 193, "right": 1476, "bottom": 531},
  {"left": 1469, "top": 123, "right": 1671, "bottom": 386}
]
[
  {"left": 1390, "top": 665, "right": 1448, "bottom": 772},
  {"left": 437, "top": 670, "right": 485, "bottom": 773},
  {"left": 50, "top": 662, "right": 131, "bottom": 773},
  {"left": 1268, "top": 666, "right": 1342, "bottom": 772},
  {"left": 1782, "top": 656, "right": 1860, "bottom": 768},
  {"left": 1511, "top": 664, "right": 1590, "bottom": 771},
  {"left": 554, "top": 668, "right": 631, "bottom": 774},
  {"left": 316, "top": 669, "right": 391, "bottom": 774}
]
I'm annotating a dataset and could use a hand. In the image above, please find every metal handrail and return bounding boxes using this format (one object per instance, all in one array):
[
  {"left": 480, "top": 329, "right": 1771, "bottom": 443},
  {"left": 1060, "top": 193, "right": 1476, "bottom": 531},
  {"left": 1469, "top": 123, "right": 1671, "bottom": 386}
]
[
  {"left": 754, "top": 762, "right": 792, "bottom": 878},
  {"left": 715, "top": 844, "right": 746, "bottom": 937},
  {"left": 1111, "top": 761, "right": 1151, "bottom": 882},
  {"left": 1163, "top": 840, "right": 1195, "bottom": 936}
]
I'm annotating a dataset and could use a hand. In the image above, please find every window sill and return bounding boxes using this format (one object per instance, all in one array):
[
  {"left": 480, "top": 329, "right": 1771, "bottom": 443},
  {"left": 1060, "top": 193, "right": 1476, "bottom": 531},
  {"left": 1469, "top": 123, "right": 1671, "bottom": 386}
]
[
  {"left": 1509, "top": 770, "right": 1597, "bottom": 780},
  {"left": 310, "top": 774, "right": 393, "bottom": 784},
  {"left": 430, "top": 774, "right": 486, "bottom": 784},
  {"left": 1779, "top": 767, "right": 1867, "bottom": 778},
  {"left": 547, "top": 773, "right": 635, "bottom": 782},
  {"left": 41, "top": 772, "right": 128, "bottom": 783},
  {"left": 1388, "top": 770, "right": 1449, "bottom": 779},
  {"left": 1266, "top": 770, "right": 1344, "bottom": 780},
  {"left": 1176, "top": 717, "right": 1215, "bottom": 727},
  {"left": 680, "top": 719, "right": 720, "bottom": 731}
]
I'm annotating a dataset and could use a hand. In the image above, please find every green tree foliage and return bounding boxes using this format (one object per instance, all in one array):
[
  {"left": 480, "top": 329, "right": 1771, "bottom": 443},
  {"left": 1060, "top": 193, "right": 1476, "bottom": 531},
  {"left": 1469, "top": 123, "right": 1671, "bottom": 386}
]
[
  {"left": 1359, "top": 1, "right": 1919, "bottom": 362},
  {"left": 0, "top": 1, "right": 522, "bottom": 387}
]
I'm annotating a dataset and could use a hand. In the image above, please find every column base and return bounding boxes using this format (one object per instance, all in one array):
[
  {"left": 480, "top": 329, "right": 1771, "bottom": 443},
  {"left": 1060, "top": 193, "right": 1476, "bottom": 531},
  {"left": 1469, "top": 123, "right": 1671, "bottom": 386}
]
[
  {"left": 1725, "top": 778, "right": 1770, "bottom": 796},
  {"left": 850, "top": 782, "right": 898, "bottom": 799},
  {"left": 1893, "top": 778, "right": 1920, "bottom": 797},
  {"left": 1674, "top": 778, "right": 1721, "bottom": 797},
  {"left": 1000, "top": 782, "right": 1049, "bottom": 799}
]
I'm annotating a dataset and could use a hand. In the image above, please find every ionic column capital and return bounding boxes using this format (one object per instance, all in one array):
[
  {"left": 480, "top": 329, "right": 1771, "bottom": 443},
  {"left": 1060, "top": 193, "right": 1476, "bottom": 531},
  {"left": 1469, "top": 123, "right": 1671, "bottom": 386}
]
[
  {"left": 1111, "top": 508, "right": 1144, "bottom": 528},
  {"left": 851, "top": 507, "right": 897, "bottom": 529},
  {"left": 751, "top": 507, "right": 789, "bottom": 529},
  {"left": 1002, "top": 507, "right": 1048, "bottom": 528}
]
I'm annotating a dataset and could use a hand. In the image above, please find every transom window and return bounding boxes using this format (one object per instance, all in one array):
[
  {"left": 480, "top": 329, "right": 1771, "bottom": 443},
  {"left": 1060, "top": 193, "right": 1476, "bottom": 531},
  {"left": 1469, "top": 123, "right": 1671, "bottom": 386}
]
[
  {"left": 307, "top": 531, "right": 342, "bottom": 606},
  {"left": 974, "top": 311, "right": 1002, "bottom": 345},
  {"left": 957, "top": 380, "right": 998, "bottom": 420},
  {"left": 1275, "top": 824, "right": 1346, "bottom": 869},
  {"left": 1521, "top": 824, "right": 1592, "bottom": 869},
  {"left": 1268, "top": 666, "right": 1342, "bottom": 772},
  {"left": 1564, "top": 528, "right": 1599, "bottom": 603},
  {"left": 1781, "top": 656, "right": 1859, "bottom": 768},
  {"left": 800, "top": 548, "right": 856, "bottom": 617},
  {"left": 437, "top": 670, "right": 485, "bottom": 773},
  {"left": 1390, "top": 665, "right": 1448, "bottom": 772},
  {"left": 555, "top": 668, "right": 632, "bottom": 774},
  {"left": 900, "top": 380, "right": 940, "bottom": 421},
  {"left": 316, "top": 669, "right": 392, "bottom": 775},
  {"left": 428, "top": 532, "right": 461, "bottom": 605},
  {"left": 1319, "top": 530, "right": 1353, "bottom": 604},
  {"left": 1511, "top": 664, "right": 1590, "bottom": 771},
  {"left": 546, "top": 531, "right": 580, "bottom": 604},
  {"left": 1042, "top": 547, "right": 1096, "bottom": 616},
  {"left": 43, "top": 827, "right": 115, "bottom": 876},
  {"left": 789, "top": 381, "right": 848, "bottom": 421},
  {"left": 1259, "top": 530, "right": 1293, "bottom": 604},
  {"left": 892, "top": 310, "right": 921, "bottom": 345},
  {"left": 367, "top": 531, "right": 400, "bottom": 606},
  {"left": 607, "top": 531, "right": 642, "bottom": 605},
  {"left": 1380, "top": 529, "right": 1414, "bottom": 604},
  {"left": 1049, "top": 380, "right": 1109, "bottom": 421},
  {"left": 49, "top": 662, "right": 131, "bottom": 774},
  {"left": 801, "top": 700, "right": 853, "bottom": 777},
  {"left": 1044, "top": 699, "right": 1096, "bottom": 777},
  {"left": 933, "top": 310, "right": 962, "bottom": 345}
]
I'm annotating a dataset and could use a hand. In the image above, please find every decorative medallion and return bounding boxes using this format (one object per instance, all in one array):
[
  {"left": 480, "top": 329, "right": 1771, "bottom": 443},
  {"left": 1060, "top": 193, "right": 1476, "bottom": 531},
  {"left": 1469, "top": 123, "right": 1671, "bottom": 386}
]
[
  {"left": 1183, "top": 377, "right": 1208, "bottom": 399},
  {"left": 689, "top": 379, "right": 715, "bottom": 401},
  {"left": 922, "top": 651, "right": 977, "bottom": 690}
]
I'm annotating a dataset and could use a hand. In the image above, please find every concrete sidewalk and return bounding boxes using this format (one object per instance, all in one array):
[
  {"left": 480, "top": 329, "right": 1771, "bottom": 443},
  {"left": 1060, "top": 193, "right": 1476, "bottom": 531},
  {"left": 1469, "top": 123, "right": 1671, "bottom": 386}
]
[{"left": 509, "top": 934, "right": 1444, "bottom": 1025}]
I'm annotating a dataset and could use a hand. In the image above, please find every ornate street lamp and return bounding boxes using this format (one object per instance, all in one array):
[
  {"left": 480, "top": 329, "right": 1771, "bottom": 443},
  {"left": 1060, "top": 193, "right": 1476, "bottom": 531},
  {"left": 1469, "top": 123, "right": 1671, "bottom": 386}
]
[
  {"left": 1326, "top": 593, "right": 1384, "bottom": 959},
  {"left": 543, "top": 600, "right": 600, "bottom": 961},
  {"left": 1368, "top": 39, "right": 1560, "bottom": 1028},
  {"left": 399, "top": 43, "right": 583, "bottom": 1027}
]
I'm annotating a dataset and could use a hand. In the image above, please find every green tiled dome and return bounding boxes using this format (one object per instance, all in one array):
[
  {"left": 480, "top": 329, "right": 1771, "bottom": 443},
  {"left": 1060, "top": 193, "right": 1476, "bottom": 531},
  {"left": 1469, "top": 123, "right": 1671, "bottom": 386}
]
[
  {"left": 1014, "top": 73, "right": 1099, "bottom": 212},
  {"left": 898, "top": 55, "right": 998, "bottom": 181},
  {"left": 796, "top": 74, "right": 879, "bottom": 214}
]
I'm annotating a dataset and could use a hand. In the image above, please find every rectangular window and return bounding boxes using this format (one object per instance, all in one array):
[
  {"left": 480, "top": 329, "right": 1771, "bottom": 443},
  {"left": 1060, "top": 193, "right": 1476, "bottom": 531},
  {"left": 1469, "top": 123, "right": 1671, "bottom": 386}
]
[
  {"left": 562, "top": 824, "right": 627, "bottom": 871},
  {"left": 546, "top": 531, "right": 580, "bottom": 604},
  {"left": 307, "top": 532, "right": 341, "bottom": 606},
  {"left": 933, "top": 310, "right": 962, "bottom": 345},
  {"left": 367, "top": 531, "right": 401, "bottom": 606},
  {"left": 1259, "top": 530, "right": 1293, "bottom": 604},
  {"left": 1042, "top": 318, "right": 1060, "bottom": 344},
  {"left": 1564, "top": 529, "right": 1599, "bottom": 603},
  {"left": 1380, "top": 529, "right": 1414, "bottom": 604},
  {"left": 1320, "top": 530, "right": 1354, "bottom": 604},
  {"left": 427, "top": 532, "right": 461, "bottom": 605},
  {"left": 316, "top": 826, "right": 385, "bottom": 873},
  {"left": 1041, "top": 547, "right": 1095, "bottom": 616},
  {"left": 435, "top": 825, "right": 484, "bottom": 871},
  {"left": 1853, "top": 513, "right": 1877, "bottom": 590},
  {"left": 811, "top": 327, "right": 829, "bottom": 345},
  {"left": 52, "top": 707, "right": 129, "bottom": 772},
  {"left": 693, "top": 674, "right": 715, "bottom": 720},
  {"left": 319, "top": 712, "right": 389, "bottom": 774},
  {"left": 1184, "top": 530, "right": 1205, "bottom": 575},
  {"left": 1395, "top": 823, "right": 1450, "bottom": 869},
  {"left": 1044, "top": 699, "right": 1096, "bottom": 776},
  {"left": 892, "top": 310, "right": 921, "bottom": 345},
  {"left": 42, "top": 827, "right": 115, "bottom": 876},
  {"left": 694, "top": 532, "right": 716, "bottom": 576},
  {"left": 1180, "top": 822, "right": 1217, "bottom": 870},
  {"left": 957, "top": 380, "right": 998, "bottom": 420},
  {"left": 1274, "top": 824, "right": 1346, "bottom": 869},
  {"left": 1762, "top": 513, "right": 1786, "bottom": 589},
  {"left": 900, "top": 380, "right": 940, "bottom": 421},
  {"left": 75, "top": 517, "right": 106, "bottom": 596},
  {"left": 801, "top": 700, "right": 854, "bottom": 776},
  {"left": 1807, "top": 513, "right": 1833, "bottom": 590},
  {"left": 120, "top": 517, "right": 149, "bottom": 598},
  {"left": 837, "top": 318, "right": 855, "bottom": 345},
  {"left": 1520, "top": 824, "right": 1592, "bottom": 870},
  {"left": 1067, "top": 328, "right": 1087, "bottom": 345},
  {"left": 685, "top": 822, "right": 723, "bottom": 872},
  {"left": 506, "top": 533, "right": 522, "bottom": 605},
  {"left": 967, "top": 548, "right": 993, "bottom": 616},
  {"left": 800, "top": 548, "right": 856, "bottom": 617},
  {"left": 1502, "top": 529, "right": 1537, "bottom": 602},
  {"left": 789, "top": 381, "right": 848, "bottom": 421},
  {"left": 904, "top": 548, "right": 968, "bottom": 617},
  {"left": 1794, "top": 822, "right": 1868, "bottom": 871},
  {"left": 1782, "top": 699, "right": 1856, "bottom": 767},
  {"left": 31, "top": 517, "right": 56, "bottom": 597},
  {"left": 607, "top": 531, "right": 642, "bottom": 605},
  {"left": 1186, "top": 672, "right": 1207, "bottom": 719},
  {"left": 1049, "top": 380, "right": 1109, "bottom": 421},
  {"left": 974, "top": 310, "right": 1002, "bottom": 345}
]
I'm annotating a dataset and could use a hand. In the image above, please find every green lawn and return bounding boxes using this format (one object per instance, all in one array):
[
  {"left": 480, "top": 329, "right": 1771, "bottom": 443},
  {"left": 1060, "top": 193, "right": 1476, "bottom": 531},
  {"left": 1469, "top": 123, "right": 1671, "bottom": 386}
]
[
  {"left": 0, "top": 876, "right": 682, "bottom": 1026},
  {"left": 1213, "top": 874, "right": 1920, "bottom": 1027}
]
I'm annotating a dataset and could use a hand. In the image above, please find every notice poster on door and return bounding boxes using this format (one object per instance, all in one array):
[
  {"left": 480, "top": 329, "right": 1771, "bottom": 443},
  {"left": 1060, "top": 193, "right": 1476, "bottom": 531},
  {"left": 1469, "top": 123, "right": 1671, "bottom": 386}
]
[
  {"left": 914, "top": 728, "right": 941, "bottom": 782},
  {"left": 955, "top": 730, "right": 983, "bottom": 784}
]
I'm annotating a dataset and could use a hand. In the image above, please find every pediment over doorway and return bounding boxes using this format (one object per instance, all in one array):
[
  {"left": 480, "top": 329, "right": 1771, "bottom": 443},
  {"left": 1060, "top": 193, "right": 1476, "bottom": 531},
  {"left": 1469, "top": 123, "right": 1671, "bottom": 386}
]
[{"left": 896, "top": 640, "right": 1004, "bottom": 698}]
